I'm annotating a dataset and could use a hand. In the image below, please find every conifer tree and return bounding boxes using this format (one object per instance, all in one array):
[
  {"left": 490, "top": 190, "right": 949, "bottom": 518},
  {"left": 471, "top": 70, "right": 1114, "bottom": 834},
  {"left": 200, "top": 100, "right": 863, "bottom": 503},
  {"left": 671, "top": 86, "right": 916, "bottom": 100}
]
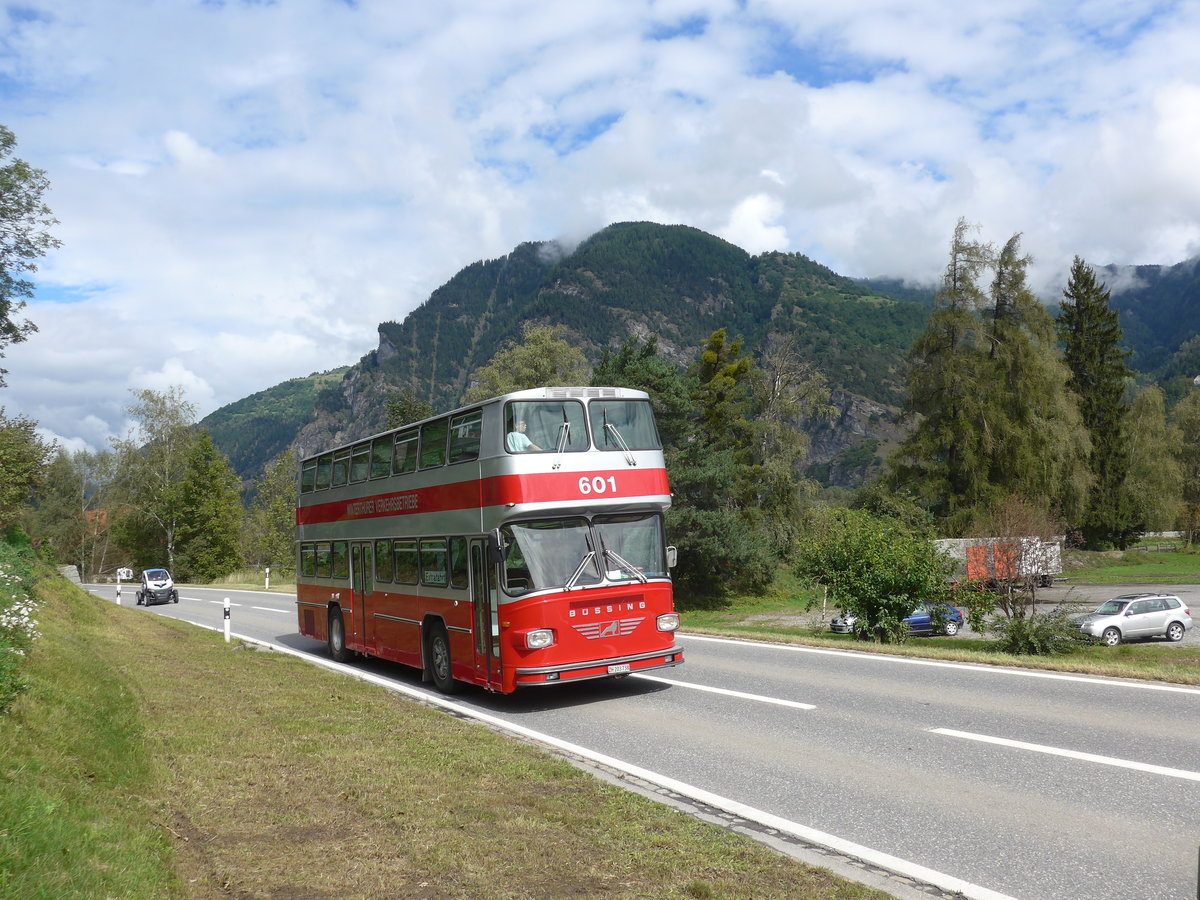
[
  {"left": 888, "top": 219, "right": 996, "bottom": 525},
  {"left": 1056, "top": 257, "right": 1137, "bottom": 548},
  {"left": 985, "top": 236, "right": 1090, "bottom": 523},
  {"left": 174, "top": 431, "right": 243, "bottom": 581}
]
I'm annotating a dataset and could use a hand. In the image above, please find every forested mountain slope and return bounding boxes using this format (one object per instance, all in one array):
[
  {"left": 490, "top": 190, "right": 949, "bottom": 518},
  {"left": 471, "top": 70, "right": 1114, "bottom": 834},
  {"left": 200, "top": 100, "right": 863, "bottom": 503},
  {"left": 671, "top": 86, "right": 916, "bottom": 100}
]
[{"left": 203, "top": 221, "right": 1200, "bottom": 488}]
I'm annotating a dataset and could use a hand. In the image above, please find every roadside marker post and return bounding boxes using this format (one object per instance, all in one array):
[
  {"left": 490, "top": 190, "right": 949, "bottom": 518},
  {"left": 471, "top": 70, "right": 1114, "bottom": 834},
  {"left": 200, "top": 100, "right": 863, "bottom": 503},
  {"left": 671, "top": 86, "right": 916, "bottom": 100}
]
[
  {"left": 224, "top": 598, "right": 231, "bottom": 643},
  {"left": 265, "top": 566, "right": 270, "bottom": 590}
]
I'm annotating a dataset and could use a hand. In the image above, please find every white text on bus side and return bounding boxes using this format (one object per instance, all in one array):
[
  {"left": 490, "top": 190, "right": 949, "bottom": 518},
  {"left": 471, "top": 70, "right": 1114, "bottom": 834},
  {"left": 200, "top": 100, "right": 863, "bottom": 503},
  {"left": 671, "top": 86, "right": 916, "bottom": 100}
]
[{"left": 569, "top": 601, "right": 646, "bottom": 618}]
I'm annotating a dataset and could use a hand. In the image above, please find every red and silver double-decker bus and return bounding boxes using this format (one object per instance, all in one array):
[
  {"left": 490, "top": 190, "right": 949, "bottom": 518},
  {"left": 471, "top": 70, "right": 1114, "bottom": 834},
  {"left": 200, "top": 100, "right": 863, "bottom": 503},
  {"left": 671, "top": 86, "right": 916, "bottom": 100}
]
[{"left": 295, "top": 386, "right": 683, "bottom": 693}]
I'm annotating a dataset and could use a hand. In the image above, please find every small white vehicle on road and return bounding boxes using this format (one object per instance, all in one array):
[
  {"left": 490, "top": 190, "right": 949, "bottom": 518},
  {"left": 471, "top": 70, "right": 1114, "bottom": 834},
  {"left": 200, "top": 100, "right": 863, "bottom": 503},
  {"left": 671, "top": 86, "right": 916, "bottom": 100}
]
[{"left": 136, "top": 568, "right": 179, "bottom": 606}]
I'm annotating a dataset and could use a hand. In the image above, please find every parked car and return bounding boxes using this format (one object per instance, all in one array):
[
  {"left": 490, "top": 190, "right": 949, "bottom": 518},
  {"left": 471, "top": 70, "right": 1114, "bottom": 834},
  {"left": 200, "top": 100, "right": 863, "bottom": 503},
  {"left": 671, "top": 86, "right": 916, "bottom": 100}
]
[
  {"left": 136, "top": 568, "right": 179, "bottom": 606},
  {"left": 830, "top": 603, "right": 964, "bottom": 637},
  {"left": 1075, "top": 593, "right": 1192, "bottom": 646}
]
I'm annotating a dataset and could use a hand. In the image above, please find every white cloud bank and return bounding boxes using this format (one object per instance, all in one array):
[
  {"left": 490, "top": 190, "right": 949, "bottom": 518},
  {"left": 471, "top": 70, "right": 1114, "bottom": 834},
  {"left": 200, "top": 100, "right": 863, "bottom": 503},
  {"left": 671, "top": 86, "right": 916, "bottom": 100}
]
[{"left": 2, "top": 0, "right": 1198, "bottom": 451}]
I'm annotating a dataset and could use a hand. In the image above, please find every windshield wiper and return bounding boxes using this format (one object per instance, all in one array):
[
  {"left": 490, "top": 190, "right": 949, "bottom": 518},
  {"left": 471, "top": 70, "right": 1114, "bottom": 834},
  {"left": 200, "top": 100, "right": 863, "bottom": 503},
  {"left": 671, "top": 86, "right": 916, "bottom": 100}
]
[
  {"left": 565, "top": 550, "right": 597, "bottom": 590},
  {"left": 602, "top": 409, "right": 636, "bottom": 466},
  {"left": 552, "top": 416, "right": 570, "bottom": 470},
  {"left": 600, "top": 539, "right": 648, "bottom": 583}
]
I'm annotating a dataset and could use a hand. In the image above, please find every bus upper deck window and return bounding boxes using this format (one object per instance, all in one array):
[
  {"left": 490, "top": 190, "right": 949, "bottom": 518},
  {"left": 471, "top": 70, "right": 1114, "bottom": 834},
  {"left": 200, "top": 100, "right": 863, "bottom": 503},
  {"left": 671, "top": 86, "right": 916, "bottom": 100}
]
[
  {"left": 370, "top": 438, "right": 391, "bottom": 478},
  {"left": 589, "top": 400, "right": 661, "bottom": 451},
  {"left": 448, "top": 411, "right": 482, "bottom": 463},
  {"left": 420, "top": 419, "right": 448, "bottom": 468},
  {"left": 350, "top": 442, "right": 370, "bottom": 482},
  {"left": 393, "top": 430, "right": 417, "bottom": 475},
  {"left": 315, "top": 454, "right": 333, "bottom": 490},
  {"left": 300, "top": 461, "right": 317, "bottom": 493},
  {"left": 332, "top": 449, "right": 351, "bottom": 487},
  {"left": 505, "top": 401, "right": 588, "bottom": 454}
]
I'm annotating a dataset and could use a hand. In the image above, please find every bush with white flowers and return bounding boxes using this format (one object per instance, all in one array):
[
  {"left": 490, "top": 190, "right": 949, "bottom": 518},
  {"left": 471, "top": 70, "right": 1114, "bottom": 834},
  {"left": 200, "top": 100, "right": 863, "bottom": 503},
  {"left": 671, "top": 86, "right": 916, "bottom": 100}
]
[{"left": 0, "top": 545, "right": 38, "bottom": 714}]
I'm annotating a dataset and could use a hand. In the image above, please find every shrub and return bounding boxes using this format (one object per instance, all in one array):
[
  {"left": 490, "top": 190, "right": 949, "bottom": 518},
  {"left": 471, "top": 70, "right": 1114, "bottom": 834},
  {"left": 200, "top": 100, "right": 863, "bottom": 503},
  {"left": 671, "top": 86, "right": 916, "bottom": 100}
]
[
  {"left": 0, "top": 539, "right": 38, "bottom": 713},
  {"left": 989, "top": 606, "right": 1084, "bottom": 656}
]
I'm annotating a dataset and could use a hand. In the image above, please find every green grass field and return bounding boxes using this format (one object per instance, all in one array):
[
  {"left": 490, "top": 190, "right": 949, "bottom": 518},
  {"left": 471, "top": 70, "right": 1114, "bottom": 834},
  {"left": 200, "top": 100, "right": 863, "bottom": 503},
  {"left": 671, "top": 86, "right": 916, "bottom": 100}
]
[{"left": 0, "top": 574, "right": 887, "bottom": 900}]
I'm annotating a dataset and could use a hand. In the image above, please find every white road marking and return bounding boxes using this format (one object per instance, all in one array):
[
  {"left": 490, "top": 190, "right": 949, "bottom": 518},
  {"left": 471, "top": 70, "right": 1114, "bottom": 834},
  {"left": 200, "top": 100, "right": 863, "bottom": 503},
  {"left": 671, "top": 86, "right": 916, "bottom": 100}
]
[
  {"left": 683, "top": 633, "right": 1200, "bottom": 695},
  {"left": 633, "top": 673, "right": 816, "bottom": 709},
  {"left": 931, "top": 728, "right": 1200, "bottom": 782},
  {"left": 251, "top": 606, "right": 290, "bottom": 614}
]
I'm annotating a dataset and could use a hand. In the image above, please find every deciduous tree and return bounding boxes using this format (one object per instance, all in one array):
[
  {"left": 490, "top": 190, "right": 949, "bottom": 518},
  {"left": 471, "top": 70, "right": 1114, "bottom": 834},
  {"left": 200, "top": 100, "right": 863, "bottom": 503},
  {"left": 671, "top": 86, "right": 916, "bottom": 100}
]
[
  {"left": 110, "top": 386, "right": 198, "bottom": 571},
  {"left": 0, "top": 125, "right": 60, "bottom": 385},
  {"left": 1124, "top": 386, "right": 1183, "bottom": 533},
  {"left": 245, "top": 448, "right": 298, "bottom": 576},
  {"left": 0, "top": 408, "right": 54, "bottom": 529},
  {"left": 464, "top": 324, "right": 589, "bottom": 402},
  {"left": 796, "top": 507, "right": 952, "bottom": 643}
]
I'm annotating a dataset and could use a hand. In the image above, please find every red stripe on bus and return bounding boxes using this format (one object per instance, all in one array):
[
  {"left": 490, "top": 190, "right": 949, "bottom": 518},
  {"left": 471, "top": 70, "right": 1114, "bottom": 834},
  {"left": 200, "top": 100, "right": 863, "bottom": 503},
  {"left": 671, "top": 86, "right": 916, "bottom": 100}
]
[{"left": 296, "top": 468, "right": 670, "bottom": 526}]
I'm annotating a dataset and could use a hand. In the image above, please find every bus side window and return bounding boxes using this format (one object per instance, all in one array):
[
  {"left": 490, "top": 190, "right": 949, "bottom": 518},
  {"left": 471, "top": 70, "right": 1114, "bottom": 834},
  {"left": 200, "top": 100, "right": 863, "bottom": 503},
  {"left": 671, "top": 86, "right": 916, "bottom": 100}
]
[
  {"left": 393, "top": 430, "right": 417, "bottom": 475},
  {"left": 300, "top": 461, "right": 317, "bottom": 493},
  {"left": 420, "top": 538, "right": 448, "bottom": 586},
  {"left": 315, "top": 542, "right": 333, "bottom": 577},
  {"left": 316, "top": 454, "right": 333, "bottom": 490},
  {"left": 350, "top": 442, "right": 370, "bottom": 482},
  {"left": 370, "top": 438, "right": 391, "bottom": 478},
  {"left": 394, "top": 540, "right": 419, "bottom": 584},
  {"left": 375, "top": 539, "right": 394, "bottom": 582},
  {"left": 332, "top": 449, "right": 350, "bottom": 487},
  {"left": 331, "top": 541, "right": 349, "bottom": 579},
  {"left": 420, "top": 419, "right": 448, "bottom": 469},
  {"left": 448, "top": 411, "right": 482, "bottom": 464},
  {"left": 300, "top": 544, "right": 317, "bottom": 577},
  {"left": 449, "top": 537, "right": 468, "bottom": 588}
]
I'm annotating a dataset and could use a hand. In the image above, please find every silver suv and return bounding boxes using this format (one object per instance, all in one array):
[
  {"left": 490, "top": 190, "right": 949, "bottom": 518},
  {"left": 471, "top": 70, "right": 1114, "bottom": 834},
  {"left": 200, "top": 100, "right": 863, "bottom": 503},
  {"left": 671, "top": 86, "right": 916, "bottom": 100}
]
[{"left": 1076, "top": 593, "right": 1192, "bottom": 646}]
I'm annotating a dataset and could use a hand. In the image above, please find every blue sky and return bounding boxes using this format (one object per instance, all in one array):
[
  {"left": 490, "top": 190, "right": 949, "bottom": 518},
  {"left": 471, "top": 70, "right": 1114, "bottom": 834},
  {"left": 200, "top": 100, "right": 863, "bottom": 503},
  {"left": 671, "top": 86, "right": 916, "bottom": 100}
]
[{"left": 2, "top": 0, "right": 1199, "bottom": 453}]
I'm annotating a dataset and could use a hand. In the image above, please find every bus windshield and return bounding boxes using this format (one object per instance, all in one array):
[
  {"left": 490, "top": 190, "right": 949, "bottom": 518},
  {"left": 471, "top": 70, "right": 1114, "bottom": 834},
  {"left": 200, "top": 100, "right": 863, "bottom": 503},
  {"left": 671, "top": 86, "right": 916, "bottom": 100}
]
[
  {"left": 500, "top": 513, "right": 666, "bottom": 594},
  {"left": 589, "top": 399, "right": 661, "bottom": 451},
  {"left": 502, "top": 518, "right": 599, "bottom": 594},
  {"left": 594, "top": 512, "right": 666, "bottom": 580}
]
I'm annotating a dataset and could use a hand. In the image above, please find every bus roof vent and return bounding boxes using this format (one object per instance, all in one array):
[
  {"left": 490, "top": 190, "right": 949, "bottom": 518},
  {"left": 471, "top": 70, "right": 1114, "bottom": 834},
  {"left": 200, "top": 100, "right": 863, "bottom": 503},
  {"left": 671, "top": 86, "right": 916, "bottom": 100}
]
[{"left": 545, "top": 387, "right": 619, "bottom": 399}]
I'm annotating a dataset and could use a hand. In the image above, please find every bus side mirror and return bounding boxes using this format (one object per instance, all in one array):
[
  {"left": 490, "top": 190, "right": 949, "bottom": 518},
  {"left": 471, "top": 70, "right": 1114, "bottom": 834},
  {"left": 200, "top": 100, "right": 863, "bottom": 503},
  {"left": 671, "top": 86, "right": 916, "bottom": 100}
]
[
  {"left": 488, "top": 529, "right": 505, "bottom": 566},
  {"left": 666, "top": 546, "right": 677, "bottom": 569}
]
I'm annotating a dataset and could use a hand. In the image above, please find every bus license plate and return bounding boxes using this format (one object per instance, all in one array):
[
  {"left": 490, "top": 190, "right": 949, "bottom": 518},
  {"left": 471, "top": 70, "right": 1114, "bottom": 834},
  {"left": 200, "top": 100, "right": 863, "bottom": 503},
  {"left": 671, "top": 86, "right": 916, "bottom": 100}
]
[{"left": 607, "top": 663, "right": 631, "bottom": 674}]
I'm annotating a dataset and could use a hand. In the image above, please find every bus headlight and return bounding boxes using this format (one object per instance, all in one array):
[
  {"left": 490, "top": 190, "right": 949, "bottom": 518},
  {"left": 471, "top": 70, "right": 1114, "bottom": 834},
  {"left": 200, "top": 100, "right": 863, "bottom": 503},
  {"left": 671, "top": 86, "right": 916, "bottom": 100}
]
[
  {"left": 525, "top": 629, "right": 555, "bottom": 650},
  {"left": 656, "top": 614, "right": 680, "bottom": 632}
]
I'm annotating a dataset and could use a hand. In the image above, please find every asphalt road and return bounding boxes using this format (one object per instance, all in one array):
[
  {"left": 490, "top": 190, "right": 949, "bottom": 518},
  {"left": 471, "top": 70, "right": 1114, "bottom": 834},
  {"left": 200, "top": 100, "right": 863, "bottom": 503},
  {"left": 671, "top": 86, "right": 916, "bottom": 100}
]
[{"left": 87, "top": 583, "right": 1200, "bottom": 900}]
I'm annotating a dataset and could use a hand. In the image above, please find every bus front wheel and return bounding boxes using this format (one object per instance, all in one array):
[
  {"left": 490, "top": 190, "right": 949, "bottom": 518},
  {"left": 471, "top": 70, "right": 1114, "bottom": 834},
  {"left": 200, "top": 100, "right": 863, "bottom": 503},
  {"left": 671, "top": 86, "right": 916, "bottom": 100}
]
[
  {"left": 427, "top": 624, "right": 460, "bottom": 694},
  {"left": 328, "top": 608, "right": 350, "bottom": 663}
]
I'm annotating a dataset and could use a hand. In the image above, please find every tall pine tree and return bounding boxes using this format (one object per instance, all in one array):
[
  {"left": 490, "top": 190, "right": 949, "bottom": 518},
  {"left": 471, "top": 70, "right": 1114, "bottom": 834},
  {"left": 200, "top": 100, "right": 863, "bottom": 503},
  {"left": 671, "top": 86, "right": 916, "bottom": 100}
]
[
  {"left": 1056, "top": 257, "right": 1137, "bottom": 548},
  {"left": 888, "top": 219, "right": 996, "bottom": 526},
  {"left": 985, "top": 235, "right": 1090, "bottom": 524}
]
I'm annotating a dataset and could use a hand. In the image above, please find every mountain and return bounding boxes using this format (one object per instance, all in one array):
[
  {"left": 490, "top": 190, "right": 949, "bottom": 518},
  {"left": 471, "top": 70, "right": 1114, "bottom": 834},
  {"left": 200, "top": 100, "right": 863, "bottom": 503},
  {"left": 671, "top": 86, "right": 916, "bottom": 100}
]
[
  {"left": 1099, "top": 258, "right": 1200, "bottom": 386},
  {"left": 202, "top": 222, "right": 1200, "bottom": 490},
  {"left": 199, "top": 367, "right": 349, "bottom": 483},
  {"left": 201, "top": 222, "right": 931, "bottom": 486}
]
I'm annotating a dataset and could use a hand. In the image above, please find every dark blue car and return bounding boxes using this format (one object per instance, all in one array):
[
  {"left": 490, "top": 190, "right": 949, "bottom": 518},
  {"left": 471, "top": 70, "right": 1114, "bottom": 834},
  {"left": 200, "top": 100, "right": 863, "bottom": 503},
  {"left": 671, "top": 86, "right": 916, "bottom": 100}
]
[
  {"left": 903, "top": 603, "right": 964, "bottom": 636},
  {"left": 830, "top": 603, "right": 964, "bottom": 636}
]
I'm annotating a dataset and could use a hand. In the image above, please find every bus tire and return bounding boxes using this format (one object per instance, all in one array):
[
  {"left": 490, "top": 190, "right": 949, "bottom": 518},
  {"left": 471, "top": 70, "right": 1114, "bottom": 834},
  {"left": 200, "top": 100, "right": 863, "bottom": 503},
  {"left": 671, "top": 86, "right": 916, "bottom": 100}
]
[
  {"left": 328, "top": 607, "right": 350, "bottom": 663},
  {"left": 427, "top": 623, "right": 459, "bottom": 694}
]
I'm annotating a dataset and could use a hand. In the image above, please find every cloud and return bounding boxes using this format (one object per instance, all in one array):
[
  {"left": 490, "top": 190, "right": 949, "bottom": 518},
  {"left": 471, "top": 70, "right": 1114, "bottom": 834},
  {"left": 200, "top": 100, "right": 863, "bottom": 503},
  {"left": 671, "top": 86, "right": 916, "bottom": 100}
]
[{"left": 2, "top": 0, "right": 1199, "bottom": 453}]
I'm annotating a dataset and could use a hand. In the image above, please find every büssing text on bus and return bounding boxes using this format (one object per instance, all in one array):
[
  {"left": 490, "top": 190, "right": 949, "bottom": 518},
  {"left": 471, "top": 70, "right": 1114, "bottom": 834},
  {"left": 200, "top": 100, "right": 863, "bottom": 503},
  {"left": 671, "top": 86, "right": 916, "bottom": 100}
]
[{"left": 295, "top": 387, "right": 683, "bottom": 693}]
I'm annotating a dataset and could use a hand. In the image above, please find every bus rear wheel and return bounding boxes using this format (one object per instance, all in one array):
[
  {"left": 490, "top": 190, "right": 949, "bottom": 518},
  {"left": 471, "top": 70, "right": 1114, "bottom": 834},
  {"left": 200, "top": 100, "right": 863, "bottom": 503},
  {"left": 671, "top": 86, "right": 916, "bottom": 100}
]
[
  {"left": 427, "top": 624, "right": 459, "bottom": 694},
  {"left": 328, "top": 608, "right": 350, "bottom": 663}
]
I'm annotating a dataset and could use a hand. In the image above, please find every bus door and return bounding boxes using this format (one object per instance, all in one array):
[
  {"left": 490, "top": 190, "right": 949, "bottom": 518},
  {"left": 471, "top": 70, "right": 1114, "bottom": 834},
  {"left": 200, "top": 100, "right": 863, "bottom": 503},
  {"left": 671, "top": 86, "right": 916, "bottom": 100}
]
[
  {"left": 469, "top": 538, "right": 501, "bottom": 689},
  {"left": 350, "top": 542, "right": 375, "bottom": 653}
]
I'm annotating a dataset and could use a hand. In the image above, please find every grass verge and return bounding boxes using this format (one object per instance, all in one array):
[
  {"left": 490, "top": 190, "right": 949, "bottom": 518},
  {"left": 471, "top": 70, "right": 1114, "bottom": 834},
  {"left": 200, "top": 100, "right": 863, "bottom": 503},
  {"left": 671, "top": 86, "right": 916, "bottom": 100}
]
[
  {"left": 1, "top": 576, "right": 887, "bottom": 900},
  {"left": 1062, "top": 547, "right": 1200, "bottom": 584},
  {"left": 681, "top": 583, "right": 1200, "bottom": 686}
]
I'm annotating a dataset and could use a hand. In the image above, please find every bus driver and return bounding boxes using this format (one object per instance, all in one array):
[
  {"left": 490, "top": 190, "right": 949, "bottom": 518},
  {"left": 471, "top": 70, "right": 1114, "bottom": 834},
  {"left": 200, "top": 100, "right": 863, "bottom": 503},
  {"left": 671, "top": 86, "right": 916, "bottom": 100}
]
[{"left": 506, "top": 419, "right": 542, "bottom": 452}]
